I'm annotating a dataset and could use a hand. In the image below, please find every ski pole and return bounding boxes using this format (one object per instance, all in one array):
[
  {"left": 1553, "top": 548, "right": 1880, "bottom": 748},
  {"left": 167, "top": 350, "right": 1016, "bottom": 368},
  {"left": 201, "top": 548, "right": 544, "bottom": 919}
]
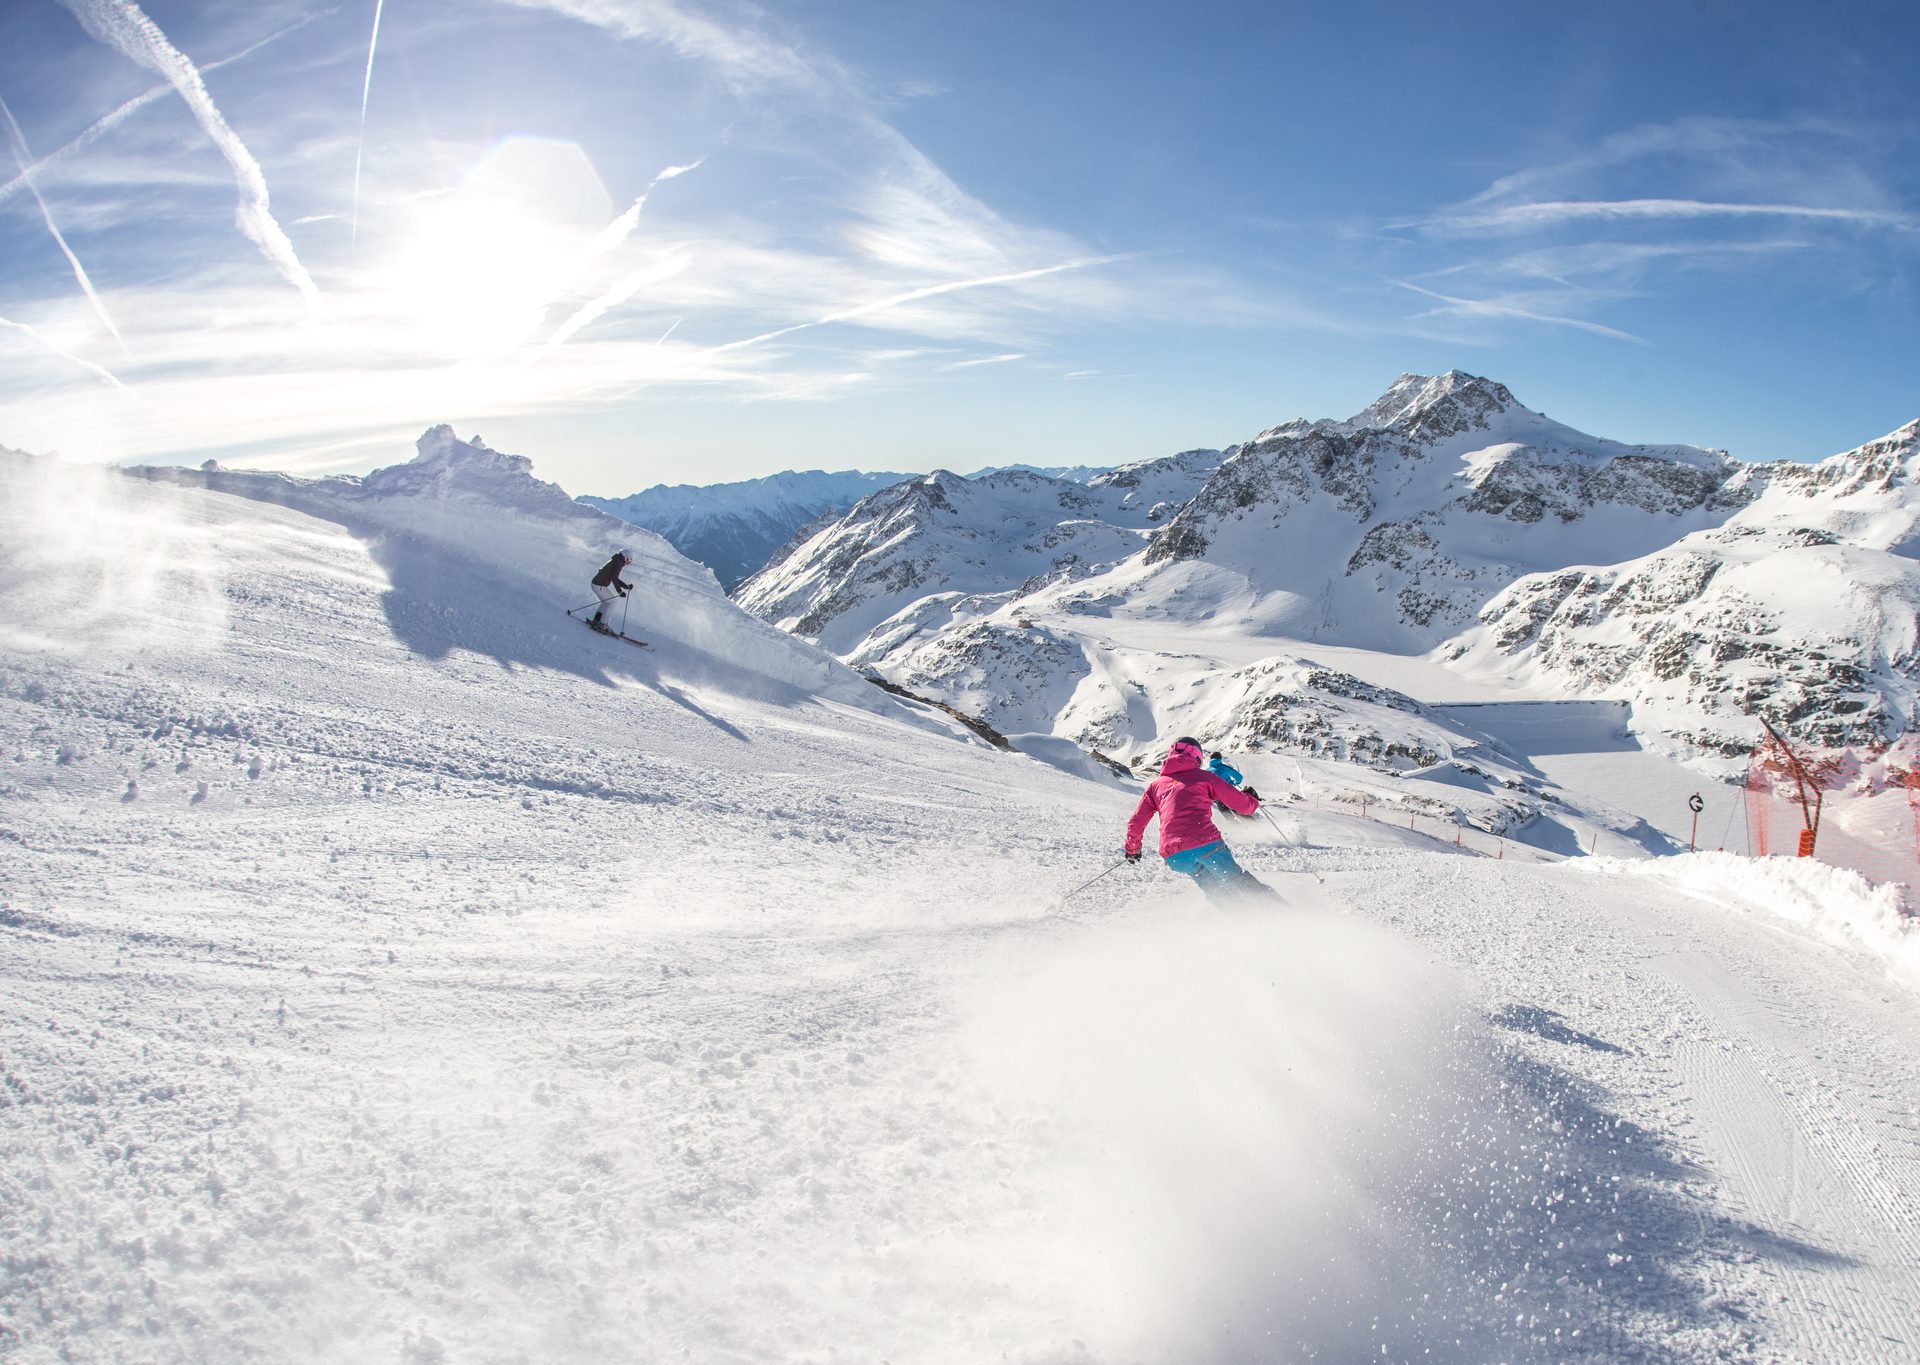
[
  {"left": 566, "top": 599, "right": 602, "bottom": 617},
  {"left": 619, "top": 592, "right": 631, "bottom": 636},
  {"left": 1055, "top": 858, "right": 1128, "bottom": 908}
]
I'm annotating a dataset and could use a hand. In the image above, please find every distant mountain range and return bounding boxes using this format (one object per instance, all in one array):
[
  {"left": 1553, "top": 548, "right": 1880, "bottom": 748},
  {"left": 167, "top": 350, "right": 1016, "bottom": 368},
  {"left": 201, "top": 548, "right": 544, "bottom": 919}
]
[
  {"left": 580, "top": 463, "right": 1104, "bottom": 590},
  {"left": 733, "top": 371, "right": 1920, "bottom": 762},
  {"left": 579, "top": 470, "right": 913, "bottom": 591}
]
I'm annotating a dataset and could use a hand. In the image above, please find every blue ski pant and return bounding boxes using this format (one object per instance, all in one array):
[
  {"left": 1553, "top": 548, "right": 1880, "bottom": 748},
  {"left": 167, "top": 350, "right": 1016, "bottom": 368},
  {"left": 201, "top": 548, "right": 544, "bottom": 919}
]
[{"left": 1163, "top": 840, "right": 1277, "bottom": 905}]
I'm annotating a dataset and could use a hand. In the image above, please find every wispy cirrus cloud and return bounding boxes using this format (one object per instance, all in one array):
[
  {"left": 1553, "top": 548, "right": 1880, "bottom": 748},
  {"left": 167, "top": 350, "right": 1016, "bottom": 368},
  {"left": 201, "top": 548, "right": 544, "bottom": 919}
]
[
  {"left": 1396, "top": 115, "right": 1917, "bottom": 344},
  {"left": 1436, "top": 197, "right": 1914, "bottom": 234},
  {"left": 499, "top": 0, "right": 820, "bottom": 92},
  {"left": 504, "top": 0, "right": 1148, "bottom": 351},
  {"left": 54, "top": 0, "right": 321, "bottom": 312}
]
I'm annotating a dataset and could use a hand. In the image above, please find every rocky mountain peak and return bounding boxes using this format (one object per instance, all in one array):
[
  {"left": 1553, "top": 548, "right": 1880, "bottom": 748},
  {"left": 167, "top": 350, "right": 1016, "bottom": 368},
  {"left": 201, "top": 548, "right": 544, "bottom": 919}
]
[{"left": 1341, "top": 370, "right": 1519, "bottom": 440}]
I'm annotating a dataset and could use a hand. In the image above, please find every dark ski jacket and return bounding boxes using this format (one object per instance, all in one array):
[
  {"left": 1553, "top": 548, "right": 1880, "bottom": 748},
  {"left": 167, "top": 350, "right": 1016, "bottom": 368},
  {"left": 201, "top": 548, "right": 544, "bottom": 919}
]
[{"left": 592, "top": 555, "right": 633, "bottom": 592}]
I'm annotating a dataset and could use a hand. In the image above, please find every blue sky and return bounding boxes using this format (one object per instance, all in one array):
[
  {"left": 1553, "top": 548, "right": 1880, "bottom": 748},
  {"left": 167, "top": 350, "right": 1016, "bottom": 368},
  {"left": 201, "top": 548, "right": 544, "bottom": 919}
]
[{"left": 0, "top": 0, "right": 1915, "bottom": 492}]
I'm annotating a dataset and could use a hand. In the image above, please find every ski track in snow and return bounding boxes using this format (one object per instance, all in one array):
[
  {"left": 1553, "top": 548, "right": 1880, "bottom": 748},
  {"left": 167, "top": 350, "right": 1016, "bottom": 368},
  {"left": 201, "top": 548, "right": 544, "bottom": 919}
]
[{"left": 4, "top": 461, "right": 1920, "bottom": 1362}]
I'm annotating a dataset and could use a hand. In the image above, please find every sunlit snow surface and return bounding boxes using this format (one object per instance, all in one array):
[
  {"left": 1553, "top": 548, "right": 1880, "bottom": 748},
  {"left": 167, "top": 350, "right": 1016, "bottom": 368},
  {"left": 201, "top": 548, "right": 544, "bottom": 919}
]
[{"left": 5, "top": 449, "right": 1920, "bottom": 1362}]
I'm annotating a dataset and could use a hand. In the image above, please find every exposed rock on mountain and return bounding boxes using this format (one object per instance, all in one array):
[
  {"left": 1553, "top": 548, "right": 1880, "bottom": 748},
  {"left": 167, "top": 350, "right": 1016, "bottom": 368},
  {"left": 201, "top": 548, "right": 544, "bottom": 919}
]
[
  {"left": 1142, "top": 371, "right": 1739, "bottom": 647},
  {"left": 1455, "top": 419, "right": 1920, "bottom": 754},
  {"left": 734, "top": 451, "right": 1224, "bottom": 655}
]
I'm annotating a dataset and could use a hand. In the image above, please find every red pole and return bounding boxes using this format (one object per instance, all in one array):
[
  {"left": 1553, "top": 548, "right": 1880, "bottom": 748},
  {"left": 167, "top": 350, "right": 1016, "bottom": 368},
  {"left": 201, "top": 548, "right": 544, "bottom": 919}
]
[{"left": 1690, "top": 811, "right": 1699, "bottom": 852}]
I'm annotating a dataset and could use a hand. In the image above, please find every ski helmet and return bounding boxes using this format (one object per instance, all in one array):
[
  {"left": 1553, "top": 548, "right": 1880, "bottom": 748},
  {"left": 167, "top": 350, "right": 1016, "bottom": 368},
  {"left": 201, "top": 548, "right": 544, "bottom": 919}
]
[{"left": 613, "top": 546, "right": 631, "bottom": 560}]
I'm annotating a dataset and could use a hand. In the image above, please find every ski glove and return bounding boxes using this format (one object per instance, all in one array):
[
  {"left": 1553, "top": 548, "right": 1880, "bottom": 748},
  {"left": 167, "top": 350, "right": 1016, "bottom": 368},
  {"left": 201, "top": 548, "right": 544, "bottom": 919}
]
[{"left": 1241, "top": 785, "right": 1260, "bottom": 803}]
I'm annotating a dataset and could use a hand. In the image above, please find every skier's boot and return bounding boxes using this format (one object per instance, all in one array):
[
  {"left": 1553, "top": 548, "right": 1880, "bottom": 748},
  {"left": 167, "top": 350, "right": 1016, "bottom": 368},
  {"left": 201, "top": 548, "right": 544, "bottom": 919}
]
[{"left": 590, "top": 616, "right": 612, "bottom": 634}]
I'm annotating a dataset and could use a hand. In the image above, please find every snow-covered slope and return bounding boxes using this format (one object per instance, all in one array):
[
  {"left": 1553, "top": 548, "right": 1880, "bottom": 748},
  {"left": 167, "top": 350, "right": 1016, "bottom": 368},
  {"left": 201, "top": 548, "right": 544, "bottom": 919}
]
[
  {"left": 733, "top": 447, "right": 1225, "bottom": 655},
  {"left": 112, "top": 428, "right": 924, "bottom": 713},
  {"left": 581, "top": 467, "right": 913, "bottom": 591},
  {"left": 7, "top": 439, "right": 1920, "bottom": 1362},
  {"left": 1453, "top": 419, "right": 1920, "bottom": 754}
]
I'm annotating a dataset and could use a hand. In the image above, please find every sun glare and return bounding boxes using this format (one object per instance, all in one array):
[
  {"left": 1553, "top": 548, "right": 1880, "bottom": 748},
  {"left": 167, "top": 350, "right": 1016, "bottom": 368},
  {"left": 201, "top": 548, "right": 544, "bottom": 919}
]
[{"left": 374, "top": 136, "right": 617, "bottom": 362}]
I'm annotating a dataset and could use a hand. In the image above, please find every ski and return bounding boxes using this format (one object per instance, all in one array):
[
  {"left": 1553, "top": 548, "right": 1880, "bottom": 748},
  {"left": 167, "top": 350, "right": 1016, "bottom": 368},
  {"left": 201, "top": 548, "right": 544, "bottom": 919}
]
[{"left": 569, "top": 612, "right": 649, "bottom": 648}]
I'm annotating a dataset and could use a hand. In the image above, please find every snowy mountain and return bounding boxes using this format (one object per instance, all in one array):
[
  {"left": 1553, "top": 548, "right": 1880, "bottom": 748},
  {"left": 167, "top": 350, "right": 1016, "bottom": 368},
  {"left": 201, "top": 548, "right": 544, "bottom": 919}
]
[
  {"left": 733, "top": 448, "right": 1226, "bottom": 654},
  {"left": 745, "top": 371, "right": 1920, "bottom": 771},
  {"left": 1452, "top": 418, "right": 1920, "bottom": 754},
  {"left": 964, "top": 461, "right": 1109, "bottom": 482},
  {"left": 581, "top": 467, "right": 913, "bottom": 591},
  {"left": 8, "top": 427, "right": 1920, "bottom": 1363},
  {"left": 1142, "top": 370, "right": 1739, "bottom": 649}
]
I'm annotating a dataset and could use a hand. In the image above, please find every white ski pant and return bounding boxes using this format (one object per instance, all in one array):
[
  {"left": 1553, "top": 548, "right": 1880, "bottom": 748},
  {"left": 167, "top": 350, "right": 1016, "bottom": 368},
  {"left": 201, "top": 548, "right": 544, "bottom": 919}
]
[{"left": 593, "top": 582, "right": 623, "bottom": 623}]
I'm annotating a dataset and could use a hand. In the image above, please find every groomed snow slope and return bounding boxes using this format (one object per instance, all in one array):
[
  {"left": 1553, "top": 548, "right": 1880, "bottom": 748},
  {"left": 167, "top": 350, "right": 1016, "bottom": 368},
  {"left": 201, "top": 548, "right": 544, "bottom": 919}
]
[{"left": 4, "top": 454, "right": 1920, "bottom": 1363}]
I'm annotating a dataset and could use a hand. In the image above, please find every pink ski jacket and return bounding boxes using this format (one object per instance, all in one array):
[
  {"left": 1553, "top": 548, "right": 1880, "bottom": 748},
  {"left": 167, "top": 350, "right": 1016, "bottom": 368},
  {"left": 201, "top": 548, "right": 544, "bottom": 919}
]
[{"left": 1124, "top": 741, "right": 1260, "bottom": 858}]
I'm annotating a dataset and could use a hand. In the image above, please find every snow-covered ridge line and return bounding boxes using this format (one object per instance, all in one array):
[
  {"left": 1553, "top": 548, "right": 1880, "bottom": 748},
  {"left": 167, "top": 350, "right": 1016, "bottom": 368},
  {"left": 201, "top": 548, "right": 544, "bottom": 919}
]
[{"left": 738, "top": 369, "right": 1920, "bottom": 769}]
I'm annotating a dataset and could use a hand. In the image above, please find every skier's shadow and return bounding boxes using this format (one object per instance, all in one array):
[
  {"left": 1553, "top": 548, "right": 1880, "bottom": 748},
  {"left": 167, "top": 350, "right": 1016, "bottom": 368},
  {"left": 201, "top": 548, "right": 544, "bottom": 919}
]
[
  {"left": 1489, "top": 1002, "right": 1629, "bottom": 1053},
  {"left": 645, "top": 677, "right": 751, "bottom": 743}
]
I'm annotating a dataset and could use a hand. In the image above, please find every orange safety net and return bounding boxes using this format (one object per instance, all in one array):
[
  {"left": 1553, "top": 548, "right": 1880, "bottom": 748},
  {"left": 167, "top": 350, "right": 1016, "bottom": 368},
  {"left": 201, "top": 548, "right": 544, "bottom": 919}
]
[{"left": 1744, "top": 730, "right": 1920, "bottom": 910}]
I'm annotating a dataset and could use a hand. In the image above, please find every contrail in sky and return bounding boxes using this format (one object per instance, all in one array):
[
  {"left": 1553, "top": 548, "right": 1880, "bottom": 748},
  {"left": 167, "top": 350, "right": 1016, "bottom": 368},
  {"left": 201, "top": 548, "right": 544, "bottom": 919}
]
[
  {"left": 1393, "top": 279, "right": 1647, "bottom": 345},
  {"left": 538, "top": 159, "right": 707, "bottom": 349},
  {"left": 0, "top": 11, "right": 328, "bottom": 210},
  {"left": 351, "top": 0, "right": 386, "bottom": 246},
  {"left": 0, "top": 314, "right": 125, "bottom": 387},
  {"left": 711, "top": 254, "right": 1130, "bottom": 354},
  {"left": 580, "top": 159, "right": 706, "bottom": 262},
  {"left": 544, "top": 256, "right": 691, "bottom": 351},
  {"left": 56, "top": 0, "right": 322, "bottom": 313},
  {"left": 0, "top": 96, "right": 129, "bottom": 356}
]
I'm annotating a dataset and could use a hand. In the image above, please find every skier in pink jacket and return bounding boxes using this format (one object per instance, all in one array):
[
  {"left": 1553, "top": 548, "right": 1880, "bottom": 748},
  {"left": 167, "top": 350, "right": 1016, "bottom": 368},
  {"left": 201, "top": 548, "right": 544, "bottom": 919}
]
[{"left": 1124, "top": 737, "right": 1275, "bottom": 902}]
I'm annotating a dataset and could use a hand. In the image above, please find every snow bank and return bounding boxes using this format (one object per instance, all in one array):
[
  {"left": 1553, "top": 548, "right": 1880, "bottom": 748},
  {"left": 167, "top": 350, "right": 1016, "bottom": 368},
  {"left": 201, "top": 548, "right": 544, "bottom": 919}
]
[{"left": 1583, "top": 851, "right": 1920, "bottom": 990}]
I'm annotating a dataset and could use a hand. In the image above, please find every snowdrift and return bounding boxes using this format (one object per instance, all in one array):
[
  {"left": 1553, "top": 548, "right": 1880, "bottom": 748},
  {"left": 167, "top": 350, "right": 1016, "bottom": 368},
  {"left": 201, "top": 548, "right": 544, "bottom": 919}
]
[{"left": 1584, "top": 851, "right": 1920, "bottom": 989}]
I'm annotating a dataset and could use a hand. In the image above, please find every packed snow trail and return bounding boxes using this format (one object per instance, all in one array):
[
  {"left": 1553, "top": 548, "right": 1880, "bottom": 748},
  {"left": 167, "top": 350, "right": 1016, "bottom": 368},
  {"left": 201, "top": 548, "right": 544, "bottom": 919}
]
[
  {"left": 1299, "top": 843, "right": 1920, "bottom": 1362},
  {"left": 4, "top": 451, "right": 1920, "bottom": 1361}
]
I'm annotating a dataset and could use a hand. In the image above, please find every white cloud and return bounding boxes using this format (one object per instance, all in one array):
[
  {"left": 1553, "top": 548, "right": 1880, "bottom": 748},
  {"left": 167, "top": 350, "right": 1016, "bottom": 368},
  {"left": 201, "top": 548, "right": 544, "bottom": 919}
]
[{"left": 1438, "top": 197, "right": 1913, "bottom": 235}]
